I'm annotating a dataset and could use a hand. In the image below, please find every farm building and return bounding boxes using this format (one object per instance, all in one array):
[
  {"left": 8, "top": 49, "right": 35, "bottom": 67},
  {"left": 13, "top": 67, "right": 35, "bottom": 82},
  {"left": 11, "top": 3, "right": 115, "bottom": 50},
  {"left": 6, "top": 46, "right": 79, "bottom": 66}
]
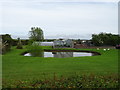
[
  {"left": 33, "top": 42, "right": 54, "bottom": 46},
  {"left": 53, "top": 39, "right": 74, "bottom": 48},
  {"left": 33, "top": 39, "right": 74, "bottom": 48}
]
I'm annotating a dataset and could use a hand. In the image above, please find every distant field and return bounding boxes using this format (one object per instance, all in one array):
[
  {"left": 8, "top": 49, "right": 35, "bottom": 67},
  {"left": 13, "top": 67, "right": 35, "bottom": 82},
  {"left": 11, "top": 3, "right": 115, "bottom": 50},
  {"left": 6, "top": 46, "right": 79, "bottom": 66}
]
[{"left": 2, "top": 46, "right": 118, "bottom": 88}]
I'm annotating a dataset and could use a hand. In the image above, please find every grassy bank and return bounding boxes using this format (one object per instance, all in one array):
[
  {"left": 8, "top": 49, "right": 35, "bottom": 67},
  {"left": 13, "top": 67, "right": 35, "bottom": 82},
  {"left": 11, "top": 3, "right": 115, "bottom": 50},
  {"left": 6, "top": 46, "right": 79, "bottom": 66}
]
[{"left": 2, "top": 46, "right": 118, "bottom": 88}]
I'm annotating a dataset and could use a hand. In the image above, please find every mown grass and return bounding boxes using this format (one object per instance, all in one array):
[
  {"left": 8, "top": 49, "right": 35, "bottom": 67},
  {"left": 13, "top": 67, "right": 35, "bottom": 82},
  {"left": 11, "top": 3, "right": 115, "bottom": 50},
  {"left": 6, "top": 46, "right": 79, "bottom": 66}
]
[{"left": 2, "top": 46, "right": 119, "bottom": 88}]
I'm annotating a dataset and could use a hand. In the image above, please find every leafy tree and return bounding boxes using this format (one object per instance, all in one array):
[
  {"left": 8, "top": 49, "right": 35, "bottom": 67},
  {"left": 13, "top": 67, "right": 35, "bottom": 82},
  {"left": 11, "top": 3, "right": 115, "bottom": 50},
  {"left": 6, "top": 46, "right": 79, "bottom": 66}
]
[
  {"left": 92, "top": 34, "right": 103, "bottom": 46},
  {"left": 92, "top": 32, "right": 120, "bottom": 46},
  {"left": 29, "top": 27, "right": 44, "bottom": 42}
]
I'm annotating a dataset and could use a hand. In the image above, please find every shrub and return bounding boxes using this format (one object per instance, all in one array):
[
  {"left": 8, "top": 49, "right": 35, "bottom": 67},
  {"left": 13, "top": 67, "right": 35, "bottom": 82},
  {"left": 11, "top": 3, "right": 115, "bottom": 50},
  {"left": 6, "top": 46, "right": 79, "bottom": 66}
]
[
  {"left": 16, "top": 38, "right": 23, "bottom": 49},
  {"left": 27, "top": 42, "right": 43, "bottom": 57}
]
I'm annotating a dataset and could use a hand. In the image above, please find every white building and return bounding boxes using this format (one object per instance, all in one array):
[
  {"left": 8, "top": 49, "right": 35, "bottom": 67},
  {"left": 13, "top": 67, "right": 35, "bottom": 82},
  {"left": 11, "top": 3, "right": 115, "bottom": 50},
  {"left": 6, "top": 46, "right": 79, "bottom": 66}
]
[
  {"left": 33, "top": 39, "right": 74, "bottom": 48},
  {"left": 40, "top": 42, "right": 54, "bottom": 46},
  {"left": 33, "top": 42, "right": 54, "bottom": 46},
  {"left": 53, "top": 39, "right": 74, "bottom": 48}
]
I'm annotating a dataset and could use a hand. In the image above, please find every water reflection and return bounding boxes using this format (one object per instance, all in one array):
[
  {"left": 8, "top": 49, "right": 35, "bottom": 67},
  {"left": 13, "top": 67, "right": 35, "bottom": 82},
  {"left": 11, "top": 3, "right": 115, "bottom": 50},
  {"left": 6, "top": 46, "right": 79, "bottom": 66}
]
[
  {"left": 54, "top": 52, "right": 73, "bottom": 58},
  {"left": 24, "top": 52, "right": 92, "bottom": 58}
]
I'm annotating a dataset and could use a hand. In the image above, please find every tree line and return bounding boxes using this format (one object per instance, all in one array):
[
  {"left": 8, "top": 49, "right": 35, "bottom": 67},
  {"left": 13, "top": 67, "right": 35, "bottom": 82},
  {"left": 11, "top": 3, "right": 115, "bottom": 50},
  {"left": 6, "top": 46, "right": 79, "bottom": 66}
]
[
  {"left": 92, "top": 32, "right": 120, "bottom": 46},
  {"left": 1, "top": 28, "right": 120, "bottom": 54}
]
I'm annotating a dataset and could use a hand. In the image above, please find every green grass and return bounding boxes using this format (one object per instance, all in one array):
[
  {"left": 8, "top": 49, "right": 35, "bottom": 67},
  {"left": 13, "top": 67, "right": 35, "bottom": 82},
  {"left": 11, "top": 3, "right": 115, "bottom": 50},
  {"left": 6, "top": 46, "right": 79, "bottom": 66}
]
[{"left": 2, "top": 46, "right": 119, "bottom": 88}]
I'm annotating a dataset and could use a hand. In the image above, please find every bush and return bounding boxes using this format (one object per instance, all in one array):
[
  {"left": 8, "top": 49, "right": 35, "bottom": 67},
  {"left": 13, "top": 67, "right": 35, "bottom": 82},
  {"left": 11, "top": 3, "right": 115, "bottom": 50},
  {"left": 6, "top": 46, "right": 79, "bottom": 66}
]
[
  {"left": 27, "top": 42, "right": 43, "bottom": 57},
  {"left": 16, "top": 38, "right": 23, "bottom": 49}
]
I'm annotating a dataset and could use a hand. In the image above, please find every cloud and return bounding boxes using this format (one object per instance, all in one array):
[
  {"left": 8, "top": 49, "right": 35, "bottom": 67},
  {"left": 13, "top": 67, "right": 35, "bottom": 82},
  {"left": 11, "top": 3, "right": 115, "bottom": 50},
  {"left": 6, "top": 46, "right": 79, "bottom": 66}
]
[
  {"left": 0, "top": 0, "right": 119, "bottom": 2},
  {"left": 0, "top": 1, "right": 118, "bottom": 39}
]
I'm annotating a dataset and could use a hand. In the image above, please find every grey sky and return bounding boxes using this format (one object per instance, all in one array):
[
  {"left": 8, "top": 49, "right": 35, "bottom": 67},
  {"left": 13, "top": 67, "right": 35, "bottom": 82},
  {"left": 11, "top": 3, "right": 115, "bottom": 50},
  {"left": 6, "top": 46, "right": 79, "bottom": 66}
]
[{"left": 0, "top": 0, "right": 118, "bottom": 39}]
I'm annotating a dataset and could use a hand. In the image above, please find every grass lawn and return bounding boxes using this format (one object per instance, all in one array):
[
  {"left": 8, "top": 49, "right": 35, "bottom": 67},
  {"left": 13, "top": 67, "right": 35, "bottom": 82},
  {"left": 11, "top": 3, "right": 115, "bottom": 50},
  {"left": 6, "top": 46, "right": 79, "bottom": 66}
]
[{"left": 2, "top": 46, "right": 119, "bottom": 88}]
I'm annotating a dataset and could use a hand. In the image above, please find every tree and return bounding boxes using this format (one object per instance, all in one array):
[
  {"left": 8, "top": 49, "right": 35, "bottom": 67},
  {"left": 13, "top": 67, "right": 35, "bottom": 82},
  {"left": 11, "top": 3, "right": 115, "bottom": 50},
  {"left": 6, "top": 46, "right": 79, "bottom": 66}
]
[
  {"left": 2, "top": 34, "right": 13, "bottom": 44},
  {"left": 1, "top": 34, "right": 13, "bottom": 54},
  {"left": 92, "top": 32, "right": 120, "bottom": 46},
  {"left": 77, "top": 39, "right": 81, "bottom": 44},
  {"left": 16, "top": 38, "right": 23, "bottom": 49},
  {"left": 92, "top": 34, "right": 103, "bottom": 46},
  {"left": 29, "top": 27, "right": 44, "bottom": 41}
]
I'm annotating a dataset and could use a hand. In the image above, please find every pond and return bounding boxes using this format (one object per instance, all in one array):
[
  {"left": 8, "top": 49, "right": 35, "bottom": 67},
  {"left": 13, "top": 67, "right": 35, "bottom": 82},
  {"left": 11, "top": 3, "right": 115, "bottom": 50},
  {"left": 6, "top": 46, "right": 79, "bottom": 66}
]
[{"left": 24, "top": 51, "right": 95, "bottom": 58}]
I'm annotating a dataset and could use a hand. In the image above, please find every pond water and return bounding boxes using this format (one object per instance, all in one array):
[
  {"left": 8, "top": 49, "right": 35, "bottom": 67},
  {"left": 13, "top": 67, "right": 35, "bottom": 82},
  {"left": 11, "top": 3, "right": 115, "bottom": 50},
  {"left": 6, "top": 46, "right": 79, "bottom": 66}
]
[{"left": 24, "top": 52, "right": 93, "bottom": 58}]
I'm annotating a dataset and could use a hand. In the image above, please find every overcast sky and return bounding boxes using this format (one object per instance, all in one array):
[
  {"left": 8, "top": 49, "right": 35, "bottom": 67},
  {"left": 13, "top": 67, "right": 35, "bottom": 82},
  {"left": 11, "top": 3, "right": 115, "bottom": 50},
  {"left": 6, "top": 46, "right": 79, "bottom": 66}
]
[{"left": 0, "top": 0, "right": 119, "bottom": 39}]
